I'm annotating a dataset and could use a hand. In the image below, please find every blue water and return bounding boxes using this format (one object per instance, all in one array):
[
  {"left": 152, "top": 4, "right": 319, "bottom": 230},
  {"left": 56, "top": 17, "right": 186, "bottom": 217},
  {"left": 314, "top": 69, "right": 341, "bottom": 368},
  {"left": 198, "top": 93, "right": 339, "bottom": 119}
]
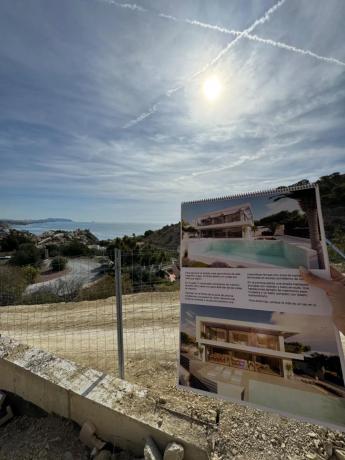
[
  {"left": 203, "top": 240, "right": 297, "bottom": 268},
  {"left": 12, "top": 221, "right": 166, "bottom": 240}
]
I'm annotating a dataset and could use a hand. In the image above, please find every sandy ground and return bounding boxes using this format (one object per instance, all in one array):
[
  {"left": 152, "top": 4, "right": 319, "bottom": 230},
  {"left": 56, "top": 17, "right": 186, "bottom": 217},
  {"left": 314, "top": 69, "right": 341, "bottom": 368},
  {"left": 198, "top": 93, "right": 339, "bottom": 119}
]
[{"left": 0, "top": 291, "right": 180, "bottom": 377}]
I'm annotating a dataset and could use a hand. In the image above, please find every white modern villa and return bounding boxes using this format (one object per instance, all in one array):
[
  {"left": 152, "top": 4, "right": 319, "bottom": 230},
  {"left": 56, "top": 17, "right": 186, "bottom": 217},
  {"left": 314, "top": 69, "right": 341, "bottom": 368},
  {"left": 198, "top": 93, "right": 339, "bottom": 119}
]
[
  {"left": 195, "top": 316, "right": 304, "bottom": 379},
  {"left": 193, "top": 203, "right": 254, "bottom": 239}
]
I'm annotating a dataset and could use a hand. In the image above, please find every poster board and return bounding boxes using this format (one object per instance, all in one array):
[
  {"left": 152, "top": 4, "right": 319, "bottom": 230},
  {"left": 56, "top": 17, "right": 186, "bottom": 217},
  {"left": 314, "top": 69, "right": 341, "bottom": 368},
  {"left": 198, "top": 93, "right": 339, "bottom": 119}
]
[{"left": 179, "top": 183, "right": 345, "bottom": 429}]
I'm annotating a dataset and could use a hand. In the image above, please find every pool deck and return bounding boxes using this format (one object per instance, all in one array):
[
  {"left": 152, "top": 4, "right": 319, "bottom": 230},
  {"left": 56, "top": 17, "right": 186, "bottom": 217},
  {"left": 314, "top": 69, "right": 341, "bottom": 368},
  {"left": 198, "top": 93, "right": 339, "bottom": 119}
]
[{"left": 189, "top": 359, "right": 333, "bottom": 399}]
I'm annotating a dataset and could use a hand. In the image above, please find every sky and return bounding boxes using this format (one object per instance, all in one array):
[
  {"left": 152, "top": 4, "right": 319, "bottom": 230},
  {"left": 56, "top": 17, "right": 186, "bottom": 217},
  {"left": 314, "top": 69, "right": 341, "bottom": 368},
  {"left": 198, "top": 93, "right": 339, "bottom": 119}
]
[
  {"left": 182, "top": 191, "right": 304, "bottom": 223},
  {"left": 1, "top": 0, "right": 344, "bottom": 222},
  {"left": 181, "top": 303, "right": 339, "bottom": 354}
]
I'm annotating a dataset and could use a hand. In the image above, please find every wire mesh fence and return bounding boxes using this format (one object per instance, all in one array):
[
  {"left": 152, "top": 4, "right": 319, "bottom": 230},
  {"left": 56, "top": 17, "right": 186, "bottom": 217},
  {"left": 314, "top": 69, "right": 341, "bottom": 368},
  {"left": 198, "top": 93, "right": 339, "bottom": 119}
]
[{"left": 0, "top": 248, "right": 180, "bottom": 387}]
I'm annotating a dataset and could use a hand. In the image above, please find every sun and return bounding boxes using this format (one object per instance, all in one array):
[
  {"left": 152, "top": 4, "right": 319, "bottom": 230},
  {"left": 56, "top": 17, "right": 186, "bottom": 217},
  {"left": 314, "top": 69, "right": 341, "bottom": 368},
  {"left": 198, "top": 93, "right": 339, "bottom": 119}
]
[{"left": 203, "top": 76, "right": 222, "bottom": 101}]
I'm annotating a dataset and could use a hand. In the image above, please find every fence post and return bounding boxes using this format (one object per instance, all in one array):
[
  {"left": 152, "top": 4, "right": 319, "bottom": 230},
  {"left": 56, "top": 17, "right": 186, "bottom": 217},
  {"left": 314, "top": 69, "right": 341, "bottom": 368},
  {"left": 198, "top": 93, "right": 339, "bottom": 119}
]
[{"left": 114, "top": 248, "right": 125, "bottom": 379}]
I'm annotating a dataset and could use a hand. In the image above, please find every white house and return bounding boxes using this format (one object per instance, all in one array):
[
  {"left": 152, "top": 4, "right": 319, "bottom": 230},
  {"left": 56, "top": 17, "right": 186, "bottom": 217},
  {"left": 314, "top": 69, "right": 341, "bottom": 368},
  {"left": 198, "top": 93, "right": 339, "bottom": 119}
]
[{"left": 193, "top": 204, "right": 254, "bottom": 238}]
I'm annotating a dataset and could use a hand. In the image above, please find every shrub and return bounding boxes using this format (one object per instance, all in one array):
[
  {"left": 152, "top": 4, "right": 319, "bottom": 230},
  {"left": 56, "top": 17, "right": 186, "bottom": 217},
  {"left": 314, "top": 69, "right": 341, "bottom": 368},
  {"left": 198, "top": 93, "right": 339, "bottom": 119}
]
[
  {"left": 61, "top": 240, "right": 90, "bottom": 257},
  {"left": 22, "top": 288, "right": 61, "bottom": 305},
  {"left": 46, "top": 243, "right": 60, "bottom": 257},
  {"left": 51, "top": 256, "right": 68, "bottom": 272},
  {"left": 11, "top": 243, "right": 42, "bottom": 267},
  {"left": 21, "top": 265, "right": 40, "bottom": 284},
  {"left": 77, "top": 274, "right": 115, "bottom": 301},
  {"left": 0, "top": 266, "right": 28, "bottom": 306}
]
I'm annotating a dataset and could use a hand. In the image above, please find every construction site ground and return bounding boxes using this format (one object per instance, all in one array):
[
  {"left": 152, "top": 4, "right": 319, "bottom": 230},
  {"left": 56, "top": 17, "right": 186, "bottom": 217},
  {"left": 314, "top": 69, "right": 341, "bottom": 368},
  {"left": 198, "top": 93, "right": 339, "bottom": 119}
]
[{"left": 1, "top": 291, "right": 345, "bottom": 459}]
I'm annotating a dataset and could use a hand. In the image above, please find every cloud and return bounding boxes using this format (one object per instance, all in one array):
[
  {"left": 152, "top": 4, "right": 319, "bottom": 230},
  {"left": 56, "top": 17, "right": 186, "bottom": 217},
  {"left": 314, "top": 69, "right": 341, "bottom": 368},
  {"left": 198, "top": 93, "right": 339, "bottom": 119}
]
[
  {"left": 123, "top": 0, "right": 287, "bottom": 128},
  {"left": 1, "top": 0, "right": 344, "bottom": 221}
]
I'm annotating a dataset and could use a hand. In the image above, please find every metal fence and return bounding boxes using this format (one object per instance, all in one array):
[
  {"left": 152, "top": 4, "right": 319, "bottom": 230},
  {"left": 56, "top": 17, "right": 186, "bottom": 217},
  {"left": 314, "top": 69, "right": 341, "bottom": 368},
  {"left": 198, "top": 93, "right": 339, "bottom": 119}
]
[
  {"left": 0, "top": 248, "right": 180, "bottom": 387},
  {"left": 1, "top": 241, "right": 344, "bottom": 389}
]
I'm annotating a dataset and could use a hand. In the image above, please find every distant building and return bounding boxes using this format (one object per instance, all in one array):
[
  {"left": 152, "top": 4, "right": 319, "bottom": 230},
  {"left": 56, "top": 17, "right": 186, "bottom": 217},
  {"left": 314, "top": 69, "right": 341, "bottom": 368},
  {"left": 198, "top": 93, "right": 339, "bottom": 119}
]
[
  {"left": 195, "top": 316, "right": 304, "bottom": 378},
  {"left": 193, "top": 204, "right": 254, "bottom": 238}
]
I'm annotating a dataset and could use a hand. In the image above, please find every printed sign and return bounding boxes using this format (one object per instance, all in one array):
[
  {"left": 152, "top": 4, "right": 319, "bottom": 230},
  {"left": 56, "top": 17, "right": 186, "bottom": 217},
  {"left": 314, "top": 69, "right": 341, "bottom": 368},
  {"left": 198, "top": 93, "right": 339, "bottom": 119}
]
[{"left": 179, "top": 184, "right": 345, "bottom": 429}]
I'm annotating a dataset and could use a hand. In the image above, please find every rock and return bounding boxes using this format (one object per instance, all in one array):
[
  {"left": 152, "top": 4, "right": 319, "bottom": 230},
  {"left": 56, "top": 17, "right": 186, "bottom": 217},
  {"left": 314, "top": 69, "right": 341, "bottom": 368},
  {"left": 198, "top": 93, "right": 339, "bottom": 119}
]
[
  {"left": 335, "top": 449, "right": 345, "bottom": 460},
  {"left": 308, "top": 432, "right": 318, "bottom": 438},
  {"left": 305, "top": 454, "right": 324, "bottom": 460},
  {"left": 79, "top": 421, "right": 106, "bottom": 451},
  {"left": 144, "top": 437, "right": 162, "bottom": 460},
  {"left": 323, "top": 442, "right": 333, "bottom": 457},
  {"left": 95, "top": 450, "right": 112, "bottom": 460},
  {"left": 163, "top": 442, "right": 184, "bottom": 460}
]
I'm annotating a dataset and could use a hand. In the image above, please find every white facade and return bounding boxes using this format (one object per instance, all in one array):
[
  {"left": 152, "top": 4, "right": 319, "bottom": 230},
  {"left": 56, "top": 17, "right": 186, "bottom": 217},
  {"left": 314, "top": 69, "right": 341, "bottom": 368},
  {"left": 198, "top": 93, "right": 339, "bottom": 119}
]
[
  {"left": 195, "top": 316, "right": 304, "bottom": 378},
  {"left": 193, "top": 204, "right": 254, "bottom": 238}
]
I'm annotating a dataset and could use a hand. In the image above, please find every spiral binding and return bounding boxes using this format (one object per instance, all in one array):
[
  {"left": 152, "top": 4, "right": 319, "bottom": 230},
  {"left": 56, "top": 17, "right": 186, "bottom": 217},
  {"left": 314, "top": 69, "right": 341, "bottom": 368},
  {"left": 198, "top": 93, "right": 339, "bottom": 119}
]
[{"left": 182, "top": 182, "right": 316, "bottom": 206}]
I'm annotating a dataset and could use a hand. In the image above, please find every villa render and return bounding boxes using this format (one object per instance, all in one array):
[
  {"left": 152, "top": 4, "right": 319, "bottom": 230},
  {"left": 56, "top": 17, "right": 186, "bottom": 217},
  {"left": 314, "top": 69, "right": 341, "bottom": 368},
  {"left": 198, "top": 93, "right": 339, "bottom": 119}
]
[
  {"left": 195, "top": 317, "right": 304, "bottom": 378},
  {"left": 193, "top": 204, "right": 254, "bottom": 239}
]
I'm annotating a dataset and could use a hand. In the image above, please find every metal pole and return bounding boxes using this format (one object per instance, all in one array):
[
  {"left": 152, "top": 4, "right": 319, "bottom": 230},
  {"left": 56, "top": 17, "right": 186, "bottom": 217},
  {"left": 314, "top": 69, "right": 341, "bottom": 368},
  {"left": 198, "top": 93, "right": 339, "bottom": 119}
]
[{"left": 114, "top": 248, "right": 125, "bottom": 379}]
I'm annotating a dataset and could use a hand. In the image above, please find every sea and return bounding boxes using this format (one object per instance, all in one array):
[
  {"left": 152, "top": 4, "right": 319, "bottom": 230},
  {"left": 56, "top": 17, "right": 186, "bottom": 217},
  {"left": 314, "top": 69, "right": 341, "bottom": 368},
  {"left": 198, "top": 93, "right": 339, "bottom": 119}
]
[{"left": 12, "top": 221, "right": 167, "bottom": 241}]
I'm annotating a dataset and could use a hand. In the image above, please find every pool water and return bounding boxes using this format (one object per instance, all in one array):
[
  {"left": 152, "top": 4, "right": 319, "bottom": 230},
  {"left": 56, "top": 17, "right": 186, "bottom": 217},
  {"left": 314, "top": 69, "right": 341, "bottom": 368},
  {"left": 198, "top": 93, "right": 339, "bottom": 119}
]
[{"left": 193, "top": 239, "right": 310, "bottom": 268}]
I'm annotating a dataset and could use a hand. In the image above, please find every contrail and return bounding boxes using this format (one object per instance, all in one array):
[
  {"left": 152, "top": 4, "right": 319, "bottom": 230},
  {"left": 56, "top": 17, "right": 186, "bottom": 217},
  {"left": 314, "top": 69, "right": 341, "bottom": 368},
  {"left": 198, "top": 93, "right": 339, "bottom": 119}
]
[
  {"left": 243, "top": 33, "right": 345, "bottom": 67},
  {"left": 100, "top": 0, "right": 147, "bottom": 12},
  {"left": 99, "top": 0, "right": 345, "bottom": 68},
  {"left": 124, "top": 0, "right": 287, "bottom": 128},
  {"left": 184, "top": 20, "right": 345, "bottom": 67},
  {"left": 123, "top": 104, "right": 158, "bottom": 129}
]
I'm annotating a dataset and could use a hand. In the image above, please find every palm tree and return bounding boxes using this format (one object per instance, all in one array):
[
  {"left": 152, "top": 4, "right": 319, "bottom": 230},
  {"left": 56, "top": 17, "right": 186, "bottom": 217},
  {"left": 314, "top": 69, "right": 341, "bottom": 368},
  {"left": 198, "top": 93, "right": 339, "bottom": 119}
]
[{"left": 272, "top": 181, "right": 325, "bottom": 268}]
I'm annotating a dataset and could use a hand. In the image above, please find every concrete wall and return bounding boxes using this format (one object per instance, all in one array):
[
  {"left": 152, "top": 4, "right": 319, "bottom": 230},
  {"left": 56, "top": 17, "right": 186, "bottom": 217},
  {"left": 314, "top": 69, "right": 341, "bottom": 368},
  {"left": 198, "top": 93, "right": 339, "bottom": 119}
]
[{"left": 0, "top": 337, "right": 208, "bottom": 460}]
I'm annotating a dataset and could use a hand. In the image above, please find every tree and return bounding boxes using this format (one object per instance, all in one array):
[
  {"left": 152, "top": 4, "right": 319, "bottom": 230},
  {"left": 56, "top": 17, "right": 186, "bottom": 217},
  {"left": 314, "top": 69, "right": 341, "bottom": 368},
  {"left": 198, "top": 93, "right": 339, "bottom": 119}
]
[
  {"left": 0, "top": 229, "right": 35, "bottom": 252},
  {"left": 272, "top": 181, "right": 325, "bottom": 268},
  {"left": 11, "top": 243, "right": 42, "bottom": 267}
]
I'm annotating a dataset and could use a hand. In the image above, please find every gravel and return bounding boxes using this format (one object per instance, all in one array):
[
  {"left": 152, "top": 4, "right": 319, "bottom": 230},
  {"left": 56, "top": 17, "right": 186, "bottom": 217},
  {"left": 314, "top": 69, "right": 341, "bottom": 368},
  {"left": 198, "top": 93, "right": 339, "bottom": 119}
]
[{"left": 0, "top": 414, "right": 89, "bottom": 460}]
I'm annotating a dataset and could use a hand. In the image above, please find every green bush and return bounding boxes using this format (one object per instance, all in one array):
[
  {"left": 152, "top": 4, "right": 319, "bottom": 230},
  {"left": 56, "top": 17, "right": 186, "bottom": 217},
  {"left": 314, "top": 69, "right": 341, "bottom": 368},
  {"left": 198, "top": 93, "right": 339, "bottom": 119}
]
[
  {"left": 51, "top": 256, "right": 68, "bottom": 272},
  {"left": 11, "top": 243, "right": 42, "bottom": 267},
  {"left": 61, "top": 240, "right": 90, "bottom": 257},
  {"left": 46, "top": 243, "right": 60, "bottom": 257},
  {"left": 0, "top": 266, "right": 28, "bottom": 305},
  {"left": 21, "top": 265, "right": 40, "bottom": 284}
]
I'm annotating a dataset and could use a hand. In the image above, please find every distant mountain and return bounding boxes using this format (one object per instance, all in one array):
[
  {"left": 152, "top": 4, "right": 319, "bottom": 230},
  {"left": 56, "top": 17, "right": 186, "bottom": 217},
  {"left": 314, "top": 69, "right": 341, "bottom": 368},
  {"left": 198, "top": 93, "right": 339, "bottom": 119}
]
[{"left": 0, "top": 218, "right": 73, "bottom": 225}]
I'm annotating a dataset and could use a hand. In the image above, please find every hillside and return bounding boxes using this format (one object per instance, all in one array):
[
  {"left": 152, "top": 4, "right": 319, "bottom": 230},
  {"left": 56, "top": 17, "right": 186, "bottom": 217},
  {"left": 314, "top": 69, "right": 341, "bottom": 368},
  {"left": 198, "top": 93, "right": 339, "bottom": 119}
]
[{"left": 141, "top": 223, "right": 180, "bottom": 250}]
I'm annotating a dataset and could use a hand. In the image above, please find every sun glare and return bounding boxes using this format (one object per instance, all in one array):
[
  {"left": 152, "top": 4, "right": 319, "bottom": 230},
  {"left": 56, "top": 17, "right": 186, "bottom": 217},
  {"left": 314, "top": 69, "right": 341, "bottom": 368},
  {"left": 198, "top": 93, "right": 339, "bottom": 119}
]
[{"left": 203, "top": 76, "right": 222, "bottom": 101}]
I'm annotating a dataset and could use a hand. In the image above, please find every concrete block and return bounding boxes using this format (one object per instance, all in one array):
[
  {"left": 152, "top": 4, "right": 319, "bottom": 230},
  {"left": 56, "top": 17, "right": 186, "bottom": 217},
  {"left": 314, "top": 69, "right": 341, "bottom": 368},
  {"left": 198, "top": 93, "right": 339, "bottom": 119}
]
[
  {"left": 164, "top": 442, "right": 184, "bottom": 460},
  {"left": 144, "top": 437, "right": 162, "bottom": 460}
]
